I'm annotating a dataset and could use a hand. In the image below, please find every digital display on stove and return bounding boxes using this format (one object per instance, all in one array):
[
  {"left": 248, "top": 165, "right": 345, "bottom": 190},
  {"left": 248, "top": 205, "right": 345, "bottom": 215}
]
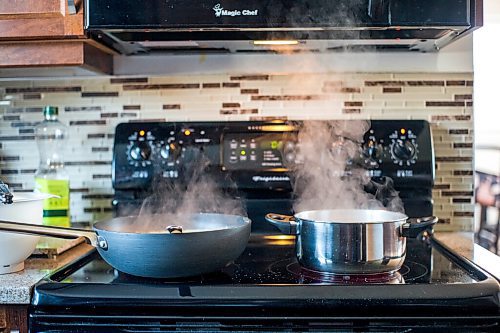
[{"left": 222, "top": 133, "right": 292, "bottom": 170}]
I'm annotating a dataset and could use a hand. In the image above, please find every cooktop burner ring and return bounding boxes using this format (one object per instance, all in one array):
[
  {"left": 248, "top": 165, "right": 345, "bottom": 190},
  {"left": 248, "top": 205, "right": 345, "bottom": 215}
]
[
  {"left": 265, "top": 256, "right": 429, "bottom": 284},
  {"left": 399, "top": 260, "right": 429, "bottom": 282},
  {"left": 285, "top": 262, "right": 405, "bottom": 284}
]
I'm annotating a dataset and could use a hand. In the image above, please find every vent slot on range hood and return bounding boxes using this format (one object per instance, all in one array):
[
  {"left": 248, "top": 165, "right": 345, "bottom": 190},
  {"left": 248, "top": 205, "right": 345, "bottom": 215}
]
[{"left": 85, "top": 0, "right": 482, "bottom": 55}]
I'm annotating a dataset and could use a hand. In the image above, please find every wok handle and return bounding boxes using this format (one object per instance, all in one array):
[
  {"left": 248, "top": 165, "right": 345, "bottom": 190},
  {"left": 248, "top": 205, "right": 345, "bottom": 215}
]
[
  {"left": 265, "top": 213, "right": 297, "bottom": 235},
  {"left": 0, "top": 219, "right": 99, "bottom": 247},
  {"left": 400, "top": 216, "right": 438, "bottom": 238}
]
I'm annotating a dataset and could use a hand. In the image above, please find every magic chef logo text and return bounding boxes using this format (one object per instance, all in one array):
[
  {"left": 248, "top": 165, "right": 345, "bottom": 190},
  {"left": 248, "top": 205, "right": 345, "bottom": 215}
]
[{"left": 213, "top": 4, "right": 259, "bottom": 17}]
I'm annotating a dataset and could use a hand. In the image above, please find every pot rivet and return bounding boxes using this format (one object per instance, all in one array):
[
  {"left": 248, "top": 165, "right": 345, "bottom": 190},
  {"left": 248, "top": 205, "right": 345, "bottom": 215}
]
[{"left": 97, "top": 236, "right": 108, "bottom": 250}]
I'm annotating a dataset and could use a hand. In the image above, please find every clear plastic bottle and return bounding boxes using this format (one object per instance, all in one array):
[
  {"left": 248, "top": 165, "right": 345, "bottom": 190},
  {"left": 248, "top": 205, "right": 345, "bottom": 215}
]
[{"left": 34, "top": 106, "right": 70, "bottom": 227}]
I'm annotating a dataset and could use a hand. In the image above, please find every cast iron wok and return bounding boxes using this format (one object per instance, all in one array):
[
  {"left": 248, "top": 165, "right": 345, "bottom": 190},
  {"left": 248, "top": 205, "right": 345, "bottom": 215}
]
[{"left": 0, "top": 213, "right": 251, "bottom": 278}]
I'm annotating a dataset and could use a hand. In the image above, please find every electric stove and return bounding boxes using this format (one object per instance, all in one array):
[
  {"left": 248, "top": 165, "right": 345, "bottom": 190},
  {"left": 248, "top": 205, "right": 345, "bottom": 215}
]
[
  {"left": 28, "top": 120, "right": 499, "bottom": 332},
  {"left": 30, "top": 234, "right": 500, "bottom": 332}
]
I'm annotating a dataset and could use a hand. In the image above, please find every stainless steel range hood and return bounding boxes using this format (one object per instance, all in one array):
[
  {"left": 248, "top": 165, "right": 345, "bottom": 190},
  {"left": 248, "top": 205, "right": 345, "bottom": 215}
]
[{"left": 85, "top": 0, "right": 482, "bottom": 55}]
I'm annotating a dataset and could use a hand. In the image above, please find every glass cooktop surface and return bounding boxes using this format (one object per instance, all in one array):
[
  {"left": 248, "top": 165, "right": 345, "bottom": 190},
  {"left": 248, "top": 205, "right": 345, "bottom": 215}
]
[
  {"left": 51, "top": 235, "right": 483, "bottom": 286},
  {"left": 31, "top": 233, "right": 500, "bottom": 329}
]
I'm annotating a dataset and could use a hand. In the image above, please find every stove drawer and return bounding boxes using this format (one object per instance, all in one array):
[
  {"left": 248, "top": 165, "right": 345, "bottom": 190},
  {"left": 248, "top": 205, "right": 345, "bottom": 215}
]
[{"left": 29, "top": 313, "right": 500, "bottom": 332}]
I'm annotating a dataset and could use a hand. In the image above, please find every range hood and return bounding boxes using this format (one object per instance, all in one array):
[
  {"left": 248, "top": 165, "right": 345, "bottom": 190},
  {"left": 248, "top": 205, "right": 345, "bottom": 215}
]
[{"left": 85, "top": 0, "right": 482, "bottom": 55}]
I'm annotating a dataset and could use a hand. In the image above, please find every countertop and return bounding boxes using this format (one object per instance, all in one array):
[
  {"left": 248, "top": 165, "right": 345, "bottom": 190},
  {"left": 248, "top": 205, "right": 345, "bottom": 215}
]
[
  {"left": 0, "top": 232, "right": 499, "bottom": 305},
  {"left": 434, "top": 232, "right": 500, "bottom": 280},
  {"left": 0, "top": 240, "right": 94, "bottom": 304}
]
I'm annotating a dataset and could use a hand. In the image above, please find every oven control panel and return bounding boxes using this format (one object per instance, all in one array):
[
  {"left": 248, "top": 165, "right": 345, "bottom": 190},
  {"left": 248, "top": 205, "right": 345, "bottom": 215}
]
[
  {"left": 356, "top": 122, "right": 431, "bottom": 182},
  {"left": 112, "top": 120, "right": 433, "bottom": 191},
  {"left": 362, "top": 127, "right": 419, "bottom": 167},
  {"left": 222, "top": 132, "right": 296, "bottom": 171}
]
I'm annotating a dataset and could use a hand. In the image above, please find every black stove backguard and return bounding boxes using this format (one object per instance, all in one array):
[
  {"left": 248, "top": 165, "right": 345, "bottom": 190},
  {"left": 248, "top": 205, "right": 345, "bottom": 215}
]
[{"left": 112, "top": 120, "right": 434, "bottom": 232}]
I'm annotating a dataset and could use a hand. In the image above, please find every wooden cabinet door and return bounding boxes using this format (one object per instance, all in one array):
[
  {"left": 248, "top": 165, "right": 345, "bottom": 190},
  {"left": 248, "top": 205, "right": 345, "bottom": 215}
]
[
  {"left": 0, "top": 305, "right": 28, "bottom": 333},
  {"left": 0, "top": 0, "right": 83, "bottom": 39},
  {"left": 0, "top": 0, "right": 65, "bottom": 19},
  {"left": 0, "top": 0, "right": 112, "bottom": 74}
]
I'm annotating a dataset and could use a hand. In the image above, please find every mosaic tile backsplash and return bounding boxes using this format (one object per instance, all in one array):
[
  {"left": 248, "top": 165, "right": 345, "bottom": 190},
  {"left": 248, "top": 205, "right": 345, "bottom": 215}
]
[{"left": 0, "top": 72, "right": 473, "bottom": 231}]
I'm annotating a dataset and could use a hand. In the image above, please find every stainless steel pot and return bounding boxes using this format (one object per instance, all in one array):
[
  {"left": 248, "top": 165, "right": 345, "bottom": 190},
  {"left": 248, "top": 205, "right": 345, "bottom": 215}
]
[
  {"left": 265, "top": 209, "right": 437, "bottom": 274},
  {"left": 0, "top": 213, "right": 251, "bottom": 278}
]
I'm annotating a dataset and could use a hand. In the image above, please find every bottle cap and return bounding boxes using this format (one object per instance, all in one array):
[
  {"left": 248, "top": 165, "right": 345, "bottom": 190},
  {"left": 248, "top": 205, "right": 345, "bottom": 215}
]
[{"left": 43, "top": 106, "right": 59, "bottom": 116}]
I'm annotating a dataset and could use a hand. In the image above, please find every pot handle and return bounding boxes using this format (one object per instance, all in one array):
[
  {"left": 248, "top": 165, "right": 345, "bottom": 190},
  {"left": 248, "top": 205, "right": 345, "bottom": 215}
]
[
  {"left": 265, "top": 213, "right": 297, "bottom": 235},
  {"left": 0, "top": 219, "right": 100, "bottom": 247},
  {"left": 400, "top": 216, "right": 438, "bottom": 238}
]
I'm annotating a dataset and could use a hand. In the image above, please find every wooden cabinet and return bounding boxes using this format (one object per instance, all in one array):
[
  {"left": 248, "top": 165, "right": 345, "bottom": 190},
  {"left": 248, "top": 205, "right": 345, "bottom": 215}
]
[
  {"left": 0, "top": 305, "right": 28, "bottom": 333},
  {"left": 0, "top": 0, "right": 113, "bottom": 75},
  {"left": 0, "top": 0, "right": 83, "bottom": 39},
  {"left": 0, "top": 0, "right": 66, "bottom": 19},
  {"left": 0, "top": 41, "right": 112, "bottom": 74}
]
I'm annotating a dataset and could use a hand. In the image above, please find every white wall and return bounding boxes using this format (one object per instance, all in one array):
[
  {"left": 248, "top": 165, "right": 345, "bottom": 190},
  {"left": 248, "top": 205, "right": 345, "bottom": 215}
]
[{"left": 473, "top": 0, "right": 500, "bottom": 175}]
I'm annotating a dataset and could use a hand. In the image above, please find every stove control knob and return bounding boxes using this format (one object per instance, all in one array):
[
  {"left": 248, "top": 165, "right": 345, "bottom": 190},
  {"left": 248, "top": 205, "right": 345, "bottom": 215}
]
[
  {"left": 160, "top": 145, "right": 171, "bottom": 160},
  {"left": 161, "top": 142, "right": 181, "bottom": 162},
  {"left": 361, "top": 139, "right": 383, "bottom": 169},
  {"left": 391, "top": 139, "right": 417, "bottom": 162},
  {"left": 392, "top": 140, "right": 416, "bottom": 160},
  {"left": 363, "top": 140, "right": 382, "bottom": 159},
  {"left": 129, "top": 142, "right": 152, "bottom": 161},
  {"left": 284, "top": 152, "right": 296, "bottom": 164},
  {"left": 282, "top": 141, "right": 296, "bottom": 164}
]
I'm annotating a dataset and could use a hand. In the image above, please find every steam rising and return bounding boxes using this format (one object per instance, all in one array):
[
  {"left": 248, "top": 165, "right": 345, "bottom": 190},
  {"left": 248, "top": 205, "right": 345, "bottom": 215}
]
[
  {"left": 291, "top": 121, "right": 404, "bottom": 214},
  {"left": 128, "top": 158, "right": 245, "bottom": 233},
  {"left": 264, "top": 0, "right": 405, "bottom": 214}
]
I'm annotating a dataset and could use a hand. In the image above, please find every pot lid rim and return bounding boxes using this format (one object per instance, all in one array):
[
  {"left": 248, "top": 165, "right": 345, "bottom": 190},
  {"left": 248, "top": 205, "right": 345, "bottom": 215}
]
[{"left": 294, "top": 209, "right": 408, "bottom": 224}]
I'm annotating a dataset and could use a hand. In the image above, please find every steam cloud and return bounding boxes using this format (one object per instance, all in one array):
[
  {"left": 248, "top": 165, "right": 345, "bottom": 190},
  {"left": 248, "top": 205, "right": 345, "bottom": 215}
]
[
  {"left": 126, "top": 0, "right": 401, "bottom": 230},
  {"left": 290, "top": 120, "right": 404, "bottom": 214},
  {"left": 263, "top": 1, "right": 405, "bottom": 214},
  {"left": 127, "top": 157, "right": 245, "bottom": 233}
]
